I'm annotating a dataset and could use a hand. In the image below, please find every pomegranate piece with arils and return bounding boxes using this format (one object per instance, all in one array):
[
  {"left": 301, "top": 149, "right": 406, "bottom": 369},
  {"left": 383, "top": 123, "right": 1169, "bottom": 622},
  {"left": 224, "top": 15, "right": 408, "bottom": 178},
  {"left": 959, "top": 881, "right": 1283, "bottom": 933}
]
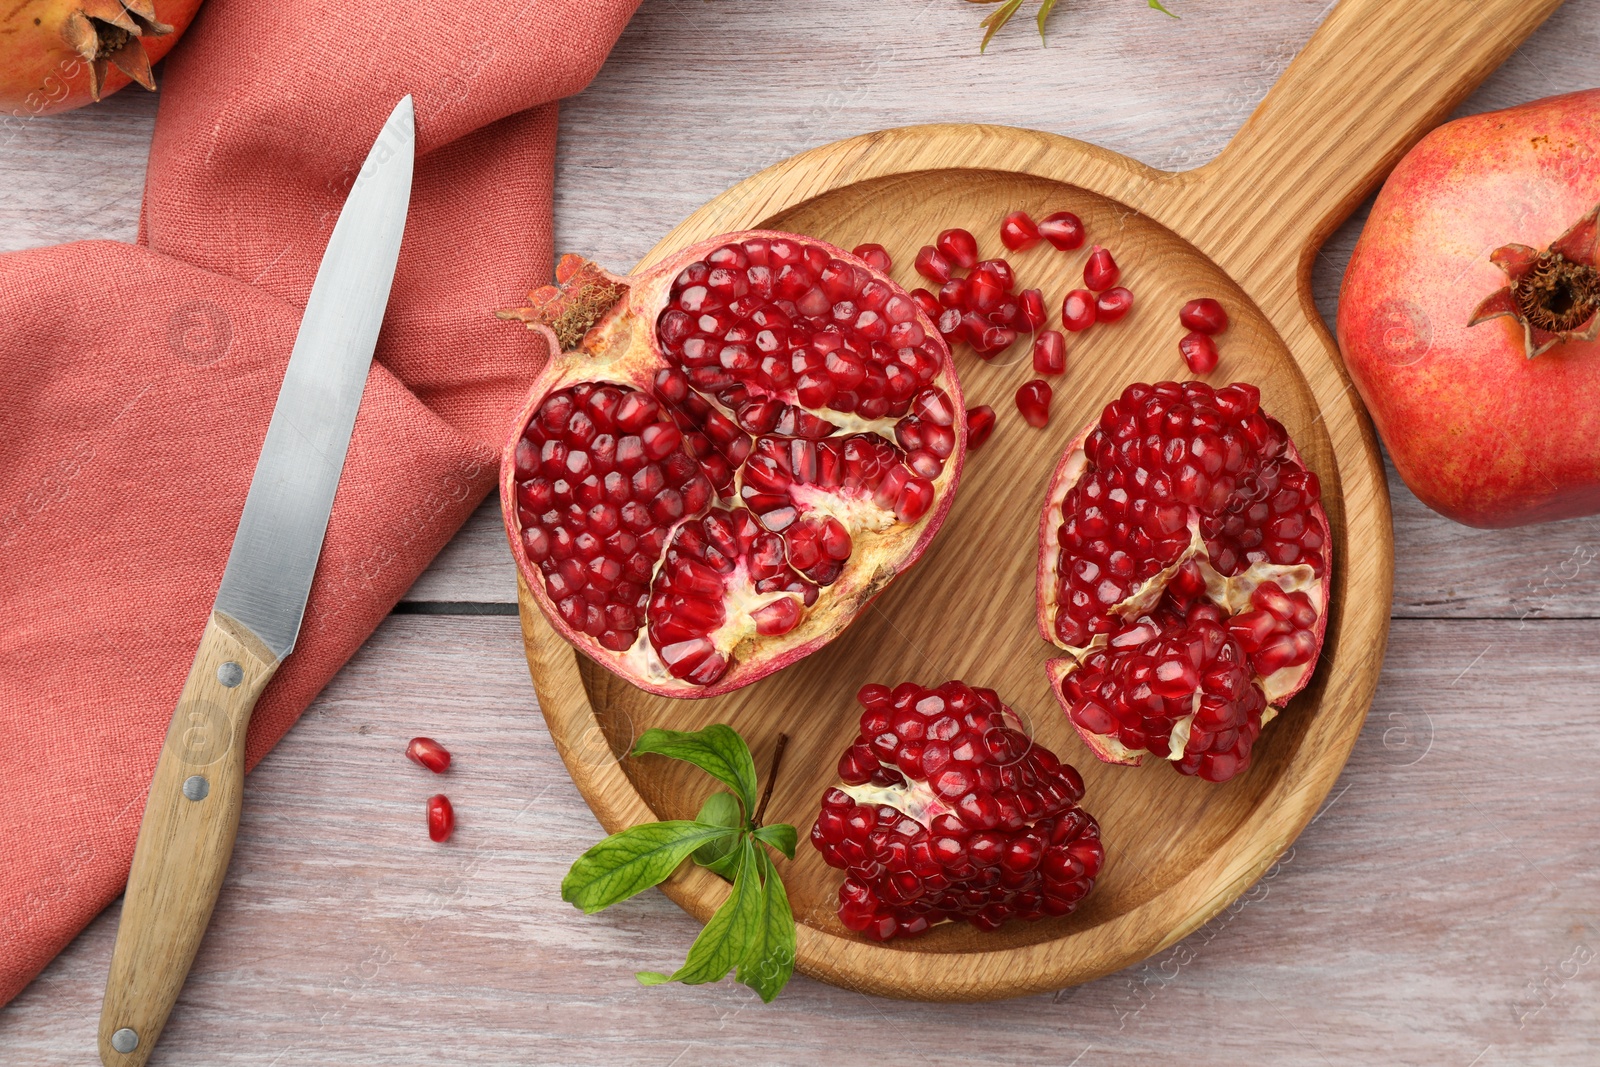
[
  {"left": 812, "top": 680, "right": 1103, "bottom": 941},
  {"left": 500, "top": 232, "right": 965, "bottom": 698},
  {"left": 1037, "top": 381, "right": 1332, "bottom": 782}
]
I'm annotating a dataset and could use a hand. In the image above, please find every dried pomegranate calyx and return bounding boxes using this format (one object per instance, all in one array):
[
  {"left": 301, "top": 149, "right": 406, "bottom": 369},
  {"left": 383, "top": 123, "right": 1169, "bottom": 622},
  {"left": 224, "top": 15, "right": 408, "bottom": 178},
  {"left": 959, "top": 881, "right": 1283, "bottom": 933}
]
[
  {"left": 1469, "top": 202, "right": 1600, "bottom": 358},
  {"left": 58, "top": 0, "right": 172, "bottom": 99}
]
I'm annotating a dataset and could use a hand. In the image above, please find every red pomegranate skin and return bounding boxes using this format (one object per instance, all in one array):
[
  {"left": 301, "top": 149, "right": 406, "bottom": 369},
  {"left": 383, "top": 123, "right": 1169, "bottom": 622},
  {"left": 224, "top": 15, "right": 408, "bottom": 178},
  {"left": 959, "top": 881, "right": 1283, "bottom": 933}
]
[{"left": 1338, "top": 89, "right": 1600, "bottom": 527}]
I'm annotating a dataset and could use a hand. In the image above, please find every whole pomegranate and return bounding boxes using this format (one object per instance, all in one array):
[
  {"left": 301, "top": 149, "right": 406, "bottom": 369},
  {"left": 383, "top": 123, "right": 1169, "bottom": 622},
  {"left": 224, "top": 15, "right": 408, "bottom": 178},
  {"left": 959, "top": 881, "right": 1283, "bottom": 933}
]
[
  {"left": 1338, "top": 89, "right": 1600, "bottom": 527},
  {"left": 1, "top": 0, "right": 202, "bottom": 116},
  {"left": 1037, "top": 382, "right": 1331, "bottom": 783},
  {"left": 812, "top": 679, "right": 1102, "bottom": 941},
  {"left": 500, "top": 233, "right": 965, "bottom": 698}
]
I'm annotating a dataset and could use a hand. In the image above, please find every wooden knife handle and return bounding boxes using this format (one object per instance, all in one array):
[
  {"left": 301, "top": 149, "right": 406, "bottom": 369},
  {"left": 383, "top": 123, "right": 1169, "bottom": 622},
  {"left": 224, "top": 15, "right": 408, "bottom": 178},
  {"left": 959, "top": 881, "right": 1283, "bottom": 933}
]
[{"left": 98, "top": 611, "right": 279, "bottom": 1067}]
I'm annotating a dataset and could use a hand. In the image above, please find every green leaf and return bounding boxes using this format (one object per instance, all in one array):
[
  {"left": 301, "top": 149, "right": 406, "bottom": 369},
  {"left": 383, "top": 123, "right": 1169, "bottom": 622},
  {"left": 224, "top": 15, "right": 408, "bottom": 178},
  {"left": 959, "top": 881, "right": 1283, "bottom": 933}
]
[
  {"left": 642, "top": 838, "right": 765, "bottom": 989},
  {"left": 692, "top": 792, "right": 746, "bottom": 877},
  {"left": 978, "top": 0, "right": 1026, "bottom": 52},
  {"left": 1035, "top": 0, "right": 1060, "bottom": 40},
  {"left": 562, "top": 821, "right": 738, "bottom": 914},
  {"left": 632, "top": 725, "right": 760, "bottom": 816},
  {"left": 736, "top": 848, "right": 797, "bottom": 1002},
  {"left": 752, "top": 823, "right": 798, "bottom": 861},
  {"left": 1149, "top": 0, "right": 1179, "bottom": 16},
  {"left": 635, "top": 971, "right": 672, "bottom": 986}
]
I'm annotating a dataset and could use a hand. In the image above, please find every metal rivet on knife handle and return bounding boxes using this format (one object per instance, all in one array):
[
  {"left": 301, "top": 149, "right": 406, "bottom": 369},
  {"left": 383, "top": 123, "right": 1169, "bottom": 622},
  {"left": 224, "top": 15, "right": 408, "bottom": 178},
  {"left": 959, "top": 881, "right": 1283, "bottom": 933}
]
[
  {"left": 110, "top": 1029, "right": 138, "bottom": 1054},
  {"left": 181, "top": 776, "right": 210, "bottom": 802},
  {"left": 217, "top": 662, "right": 243, "bottom": 688}
]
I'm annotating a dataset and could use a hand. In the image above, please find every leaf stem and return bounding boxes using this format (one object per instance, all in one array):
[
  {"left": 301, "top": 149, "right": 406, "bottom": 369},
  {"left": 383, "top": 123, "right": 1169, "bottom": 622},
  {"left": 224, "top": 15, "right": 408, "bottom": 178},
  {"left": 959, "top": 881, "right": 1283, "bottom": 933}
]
[{"left": 751, "top": 733, "right": 789, "bottom": 828}]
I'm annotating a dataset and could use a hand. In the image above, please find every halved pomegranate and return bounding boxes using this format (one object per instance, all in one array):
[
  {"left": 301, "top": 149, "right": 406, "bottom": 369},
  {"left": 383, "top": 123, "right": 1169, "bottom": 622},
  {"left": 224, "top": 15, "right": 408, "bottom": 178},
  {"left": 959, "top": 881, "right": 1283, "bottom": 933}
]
[
  {"left": 500, "top": 232, "right": 965, "bottom": 698},
  {"left": 1036, "top": 382, "right": 1331, "bottom": 782}
]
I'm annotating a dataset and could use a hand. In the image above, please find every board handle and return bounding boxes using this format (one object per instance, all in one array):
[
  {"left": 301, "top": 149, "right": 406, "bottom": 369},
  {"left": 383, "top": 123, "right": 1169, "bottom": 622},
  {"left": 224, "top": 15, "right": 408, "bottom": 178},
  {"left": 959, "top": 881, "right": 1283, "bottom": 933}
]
[
  {"left": 1186, "top": 0, "right": 1561, "bottom": 291},
  {"left": 98, "top": 611, "right": 278, "bottom": 1067}
]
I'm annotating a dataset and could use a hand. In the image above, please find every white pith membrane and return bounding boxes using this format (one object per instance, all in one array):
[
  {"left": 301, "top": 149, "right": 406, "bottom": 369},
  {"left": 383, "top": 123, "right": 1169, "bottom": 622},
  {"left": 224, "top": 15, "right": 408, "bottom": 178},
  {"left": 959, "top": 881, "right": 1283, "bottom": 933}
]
[
  {"left": 838, "top": 775, "right": 953, "bottom": 829},
  {"left": 1039, "top": 439, "right": 1327, "bottom": 765},
  {"left": 503, "top": 235, "right": 962, "bottom": 696}
]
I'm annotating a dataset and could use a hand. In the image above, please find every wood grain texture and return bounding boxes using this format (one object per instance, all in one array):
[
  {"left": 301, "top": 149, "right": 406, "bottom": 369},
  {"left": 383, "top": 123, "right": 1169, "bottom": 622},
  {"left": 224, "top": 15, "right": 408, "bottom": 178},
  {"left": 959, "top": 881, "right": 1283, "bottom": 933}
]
[
  {"left": 516, "top": 0, "right": 1565, "bottom": 1000},
  {"left": 3, "top": 0, "right": 1599, "bottom": 1057},
  {"left": 98, "top": 612, "right": 279, "bottom": 1066}
]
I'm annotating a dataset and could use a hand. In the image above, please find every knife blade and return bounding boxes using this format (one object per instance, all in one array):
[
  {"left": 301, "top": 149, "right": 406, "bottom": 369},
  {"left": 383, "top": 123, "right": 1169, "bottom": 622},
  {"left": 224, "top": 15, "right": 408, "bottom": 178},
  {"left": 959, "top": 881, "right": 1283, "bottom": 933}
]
[{"left": 97, "top": 95, "right": 415, "bottom": 1067}]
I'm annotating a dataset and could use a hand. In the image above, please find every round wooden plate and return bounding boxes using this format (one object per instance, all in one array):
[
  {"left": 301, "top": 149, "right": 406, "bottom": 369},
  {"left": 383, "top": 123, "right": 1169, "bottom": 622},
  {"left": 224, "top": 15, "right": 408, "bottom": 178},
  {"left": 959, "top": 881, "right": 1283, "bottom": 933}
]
[{"left": 516, "top": 0, "right": 1556, "bottom": 1001}]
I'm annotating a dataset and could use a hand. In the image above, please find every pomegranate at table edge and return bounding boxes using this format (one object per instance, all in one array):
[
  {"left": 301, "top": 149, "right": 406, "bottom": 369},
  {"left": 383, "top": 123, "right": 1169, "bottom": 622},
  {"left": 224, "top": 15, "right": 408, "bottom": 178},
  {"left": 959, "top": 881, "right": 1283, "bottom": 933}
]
[
  {"left": 1, "top": 0, "right": 202, "bottom": 115},
  {"left": 1038, "top": 381, "right": 1331, "bottom": 783},
  {"left": 500, "top": 232, "right": 965, "bottom": 698},
  {"left": 1338, "top": 89, "right": 1600, "bottom": 528}
]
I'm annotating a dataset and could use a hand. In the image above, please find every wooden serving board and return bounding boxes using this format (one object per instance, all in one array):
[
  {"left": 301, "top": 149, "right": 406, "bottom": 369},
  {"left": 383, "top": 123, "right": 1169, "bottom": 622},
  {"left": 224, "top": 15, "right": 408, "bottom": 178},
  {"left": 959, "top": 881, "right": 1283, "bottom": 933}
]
[{"left": 518, "top": 0, "right": 1561, "bottom": 1001}]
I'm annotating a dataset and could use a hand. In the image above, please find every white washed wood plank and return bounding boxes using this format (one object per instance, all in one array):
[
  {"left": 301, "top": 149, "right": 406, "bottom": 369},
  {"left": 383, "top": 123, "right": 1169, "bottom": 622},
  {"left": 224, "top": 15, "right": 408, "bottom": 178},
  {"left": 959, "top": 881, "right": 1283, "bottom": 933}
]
[{"left": 1, "top": 615, "right": 1596, "bottom": 1064}]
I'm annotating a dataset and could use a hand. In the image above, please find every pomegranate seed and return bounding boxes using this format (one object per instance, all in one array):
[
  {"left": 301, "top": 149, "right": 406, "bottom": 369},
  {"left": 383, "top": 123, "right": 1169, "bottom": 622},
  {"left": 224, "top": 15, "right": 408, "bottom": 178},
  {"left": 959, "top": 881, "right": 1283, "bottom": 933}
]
[
  {"left": 1061, "top": 289, "right": 1096, "bottom": 332},
  {"left": 1095, "top": 287, "right": 1133, "bottom": 323},
  {"left": 406, "top": 737, "right": 451, "bottom": 773},
  {"left": 910, "top": 287, "right": 941, "bottom": 319},
  {"left": 1038, "top": 211, "right": 1085, "bottom": 250},
  {"left": 938, "top": 277, "right": 969, "bottom": 308},
  {"left": 1179, "top": 331, "right": 1219, "bottom": 373},
  {"left": 935, "top": 228, "right": 979, "bottom": 269},
  {"left": 966, "top": 406, "right": 996, "bottom": 450},
  {"left": 1083, "top": 246, "right": 1119, "bottom": 291},
  {"left": 1016, "top": 380, "right": 1052, "bottom": 428},
  {"left": 975, "top": 259, "right": 1015, "bottom": 292},
  {"left": 999, "top": 211, "right": 1041, "bottom": 251},
  {"left": 427, "top": 794, "right": 455, "bottom": 842},
  {"left": 914, "top": 245, "right": 953, "bottom": 284},
  {"left": 1032, "top": 330, "right": 1067, "bottom": 375},
  {"left": 1179, "top": 298, "right": 1229, "bottom": 334},
  {"left": 1018, "top": 289, "right": 1047, "bottom": 331},
  {"left": 852, "top": 243, "right": 893, "bottom": 274},
  {"left": 979, "top": 325, "right": 1018, "bottom": 353}
]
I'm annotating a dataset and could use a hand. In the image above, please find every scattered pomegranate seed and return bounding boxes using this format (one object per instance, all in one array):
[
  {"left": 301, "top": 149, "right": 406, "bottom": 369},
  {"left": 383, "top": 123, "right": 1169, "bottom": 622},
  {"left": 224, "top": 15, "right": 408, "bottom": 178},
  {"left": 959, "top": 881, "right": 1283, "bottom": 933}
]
[
  {"left": 1179, "top": 298, "right": 1229, "bottom": 335},
  {"left": 910, "top": 287, "right": 941, "bottom": 320},
  {"left": 1018, "top": 289, "right": 1047, "bottom": 331},
  {"left": 1016, "top": 379, "right": 1053, "bottom": 428},
  {"left": 1038, "top": 212, "right": 1085, "bottom": 251},
  {"left": 1061, "top": 289, "right": 1096, "bottom": 332},
  {"left": 1083, "top": 246, "right": 1119, "bottom": 291},
  {"left": 975, "top": 259, "right": 1015, "bottom": 291},
  {"left": 1179, "top": 331, "right": 1219, "bottom": 373},
  {"left": 1032, "top": 330, "right": 1067, "bottom": 375},
  {"left": 936, "top": 228, "right": 979, "bottom": 269},
  {"left": 427, "top": 794, "right": 455, "bottom": 842},
  {"left": 978, "top": 325, "right": 1018, "bottom": 354},
  {"left": 1095, "top": 287, "right": 1134, "bottom": 323},
  {"left": 406, "top": 737, "right": 451, "bottom": 774},
  {"left": 852, "top": 244, "right": 893, "bottom": 274},
  {"left": 914, "top": 245, "right": 953, "bottom": 284},
  {"left": 966, "top": 405, "right": 996, "bottom": 450},
  {"left": 999, "top": 211, "right": 1041, "bottom": 251},
  {"left": 938, "top": 277, "right": 969, "bottom": 308}
]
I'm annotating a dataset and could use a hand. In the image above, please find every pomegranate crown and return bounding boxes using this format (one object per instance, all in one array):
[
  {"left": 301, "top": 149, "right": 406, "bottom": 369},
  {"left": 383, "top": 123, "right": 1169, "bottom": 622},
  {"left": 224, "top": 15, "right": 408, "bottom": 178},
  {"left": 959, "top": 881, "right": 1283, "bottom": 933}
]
[
  {"left": 1469, "top": 202, "right": 1600, "bottom": 359},
  {"left": 61, "top": 0, "right": 174, "bottom": 100}
]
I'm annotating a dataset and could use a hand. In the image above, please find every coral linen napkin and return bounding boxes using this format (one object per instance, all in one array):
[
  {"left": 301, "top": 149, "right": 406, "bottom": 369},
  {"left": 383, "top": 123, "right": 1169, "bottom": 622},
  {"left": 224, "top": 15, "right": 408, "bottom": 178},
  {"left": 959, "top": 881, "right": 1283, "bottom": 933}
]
[{"left": 0, "top": 0, "right": 639, "bottom": 1004}]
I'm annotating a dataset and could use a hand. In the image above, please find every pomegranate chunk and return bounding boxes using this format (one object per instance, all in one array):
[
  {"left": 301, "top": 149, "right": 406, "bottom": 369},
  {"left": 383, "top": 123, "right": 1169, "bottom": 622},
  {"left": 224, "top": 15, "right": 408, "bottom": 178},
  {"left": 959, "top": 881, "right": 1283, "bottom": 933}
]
[
  {"left": 1037, "top": 381, "right": 1332, "bottom": 782},
  {"left": 502, "top": 233, "right": 965, "bottom": 698},
  {"left": 812, "top": 680, "right": 1103, "bottom": 940}
]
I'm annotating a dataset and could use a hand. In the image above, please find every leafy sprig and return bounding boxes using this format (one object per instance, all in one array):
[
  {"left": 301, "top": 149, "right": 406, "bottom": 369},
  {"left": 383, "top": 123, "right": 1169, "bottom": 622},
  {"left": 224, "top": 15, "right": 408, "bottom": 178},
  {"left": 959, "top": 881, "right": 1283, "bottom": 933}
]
[
  {"left": 968, "top": 0, "right": 1177, "bottom": 53},
  {"left": 560, "top": 726, "right": 797, "bottom": 1002}
]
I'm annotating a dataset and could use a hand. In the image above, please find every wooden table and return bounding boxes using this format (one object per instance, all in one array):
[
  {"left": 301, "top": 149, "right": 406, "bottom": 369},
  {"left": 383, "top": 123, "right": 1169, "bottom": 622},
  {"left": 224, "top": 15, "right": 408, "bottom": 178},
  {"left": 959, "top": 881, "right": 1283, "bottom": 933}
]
[{"left": 4, "top": 1, "right": 1598, "bottom": 1062}]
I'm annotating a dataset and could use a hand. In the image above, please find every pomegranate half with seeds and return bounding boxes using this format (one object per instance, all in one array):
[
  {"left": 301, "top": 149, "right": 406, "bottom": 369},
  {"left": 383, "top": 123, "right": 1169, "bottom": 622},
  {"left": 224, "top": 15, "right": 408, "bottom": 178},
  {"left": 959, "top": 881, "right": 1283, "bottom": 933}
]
[
  {"left": 812, "top": 680, "right": 1103, "bottom": 941},
  {"left": 1037, "top": 381, "right": 1332, "bottom": 782},
  {"left": 500, "top": 232, "right": 965, "bottom": 697}
]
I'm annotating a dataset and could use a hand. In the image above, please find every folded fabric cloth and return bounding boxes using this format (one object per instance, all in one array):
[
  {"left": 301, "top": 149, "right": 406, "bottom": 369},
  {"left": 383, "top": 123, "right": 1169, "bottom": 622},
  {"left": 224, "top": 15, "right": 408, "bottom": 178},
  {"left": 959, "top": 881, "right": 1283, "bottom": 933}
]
[{"left": 0, "top": 0, "right": 639, "bottom": 1005}]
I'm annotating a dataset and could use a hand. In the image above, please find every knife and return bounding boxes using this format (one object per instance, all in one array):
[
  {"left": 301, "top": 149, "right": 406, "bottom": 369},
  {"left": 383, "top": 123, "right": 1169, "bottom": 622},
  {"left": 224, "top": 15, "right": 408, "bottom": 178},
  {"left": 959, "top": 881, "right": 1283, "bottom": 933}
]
[{"left": 97, "top": 96, "right": 415, "bottom": 1067}]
